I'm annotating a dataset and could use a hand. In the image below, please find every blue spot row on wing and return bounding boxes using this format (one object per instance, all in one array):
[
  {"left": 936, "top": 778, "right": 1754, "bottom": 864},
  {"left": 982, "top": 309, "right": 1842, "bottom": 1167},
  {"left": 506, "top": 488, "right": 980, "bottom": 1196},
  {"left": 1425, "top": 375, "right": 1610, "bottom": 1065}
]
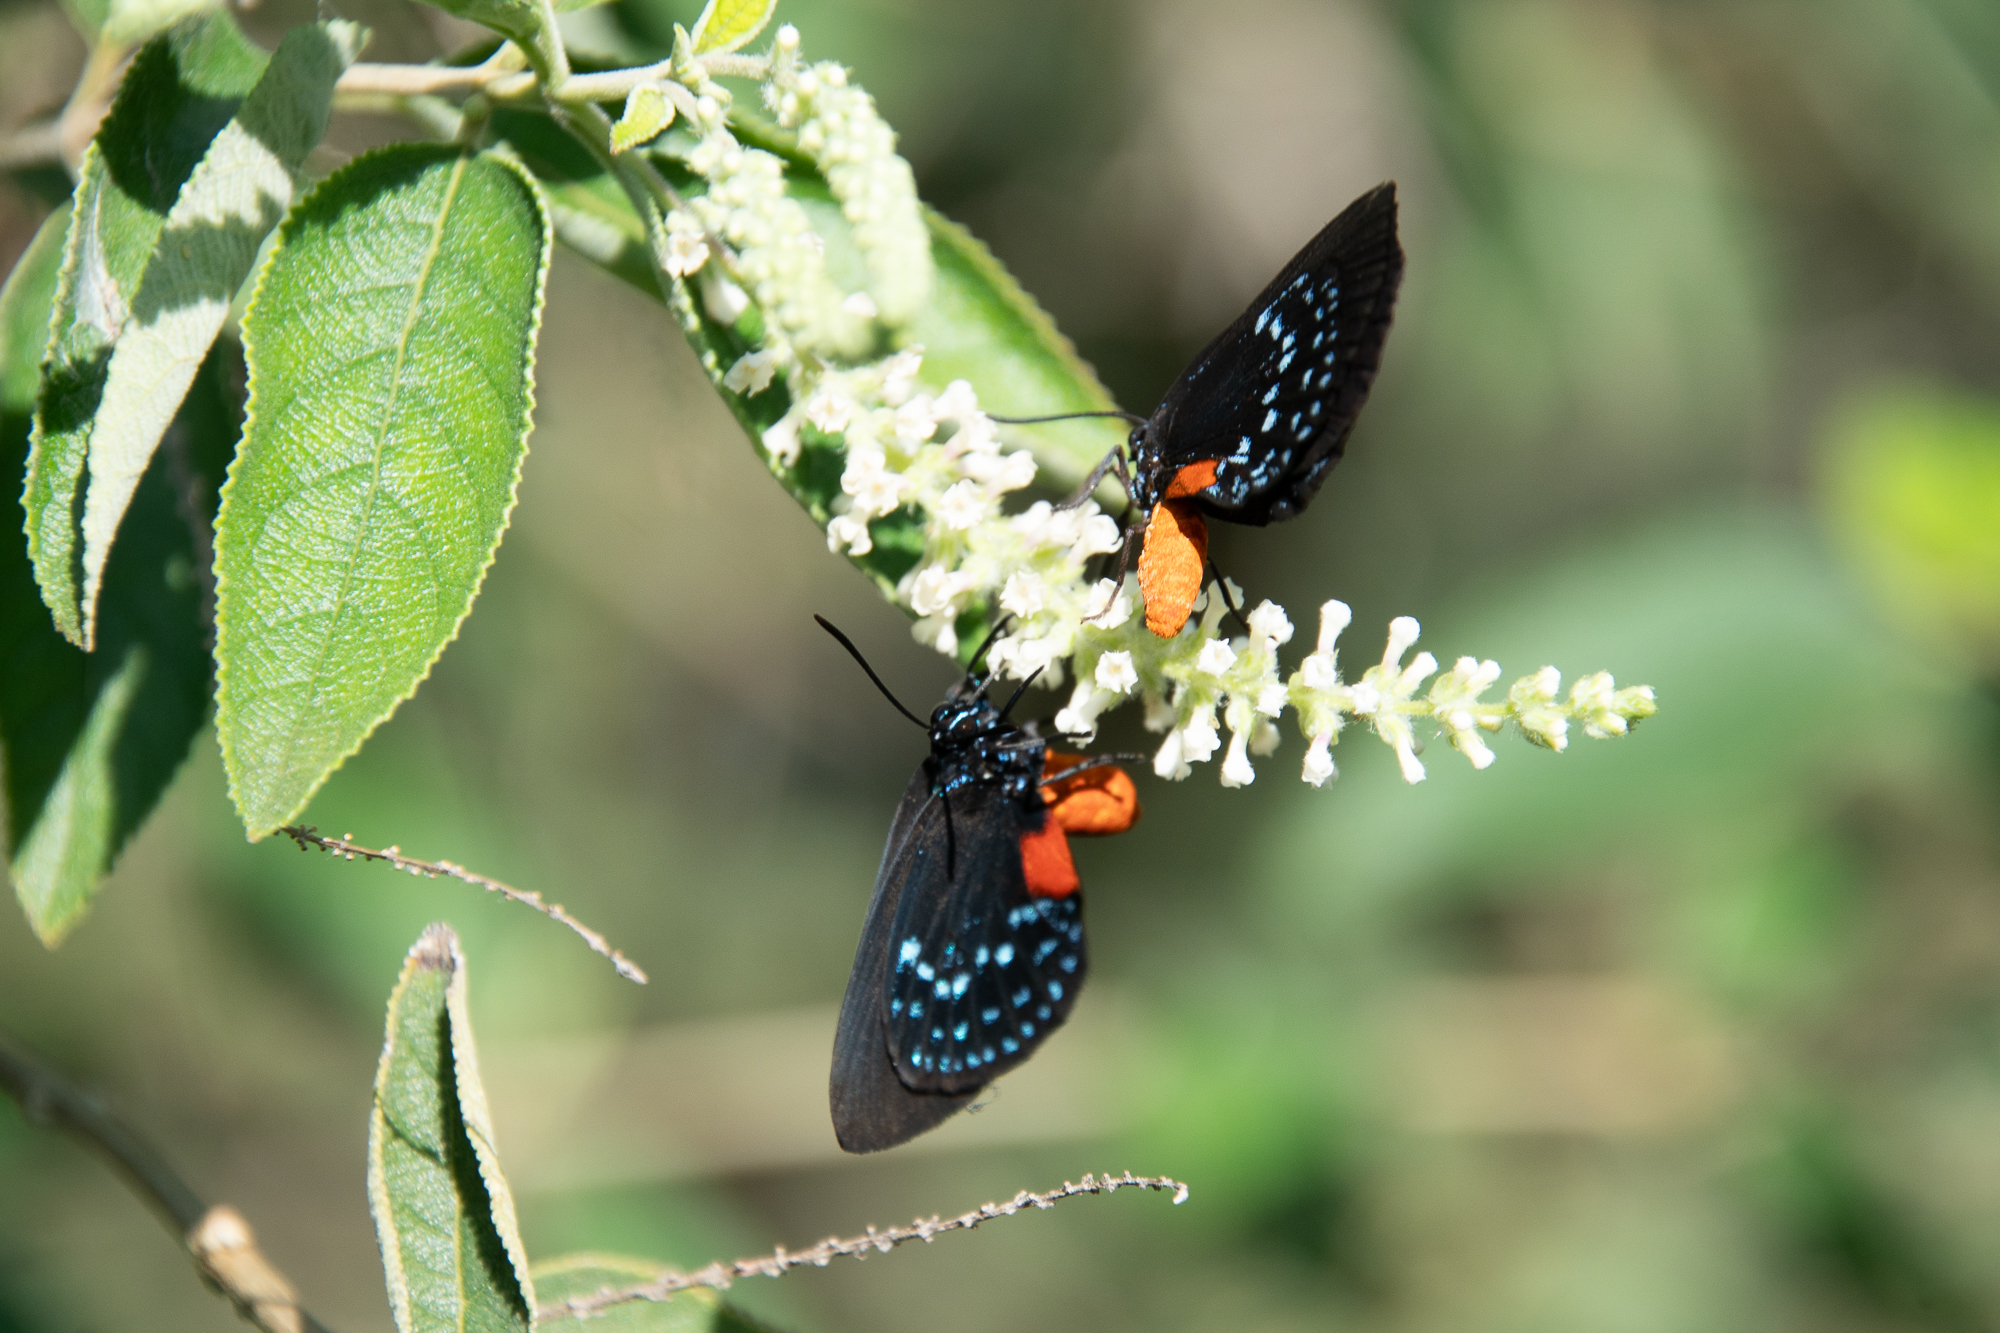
[{"left": 889, "top": 894, "right": 1085, "bottom": 1079}]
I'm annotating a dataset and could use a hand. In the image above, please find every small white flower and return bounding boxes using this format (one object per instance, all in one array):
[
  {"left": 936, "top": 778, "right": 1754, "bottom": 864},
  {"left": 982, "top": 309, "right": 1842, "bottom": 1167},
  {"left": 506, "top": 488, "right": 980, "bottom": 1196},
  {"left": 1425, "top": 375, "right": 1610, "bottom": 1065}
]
[
  {"left": 1086, "top": 578, "right": 1134, "bottom": 630},
  {"left": 947, "top": 412, "right": 999, "bottom": 457},
  {"left": 722, "top": 349, "right": 779, "bottom": 395},
  {"left": 1219, "top": 731, "right": 1256, "bottom": 787},
  {"left": 1316, "top": 600, "right": 1353, "bottom": 653},
  {"left": 912, "top": 612, "right": 958, "bottom": 658},
  {"left": 1195, "top": 639, "right": 1237, "bottom": 676},
  {"left": 1054, "top": 683, "right": 1114, "bottom": 740},
  {"left": 1255, "top": 682, "right": 1288, "bottom": 716},
  {"left": 891, "top": 396, "right": 939, "bottom": 446},
  {"left": 1095, "top": 651, "right": 1137, "bottom": 694},
  {"left": 1154, "top": 729, "right": 1189, "bottom": 780},
  {"left": 842, "top": 290, "right": 879, "bottom": 319},
  {"left": 1076, "top": 513, "right": 1122, "bottom": 558},
  {"left": 878, "top": 348, "right": 923, "bottom": 405},
  {"left": 1512, "top": 666, "right": 1569, "bottom": 751},
  {"left": 933, "top": 379, "right": 980, "bottom": 422},
  {"left": 933, "top": 479, "right": 988, "bottom": 531},
  {"left": 1299, "top": 652, "right": 1338, "bottom": 690},
  {"left": 761, "top": 414, "right": 801, "bottom": 467},
  {"left": 826, "top": 513, "right": 871, "bottom": 555},
  {"left": 908, "top": 564, "right": 972, "bottom": 618},
  {"left": 843, "top": 456, "right": 905, "bottom": 517},
  {"left": 702, "top": 271, "right": 751, "bottom": 324},
  {"left": 806, "top": 388, "right": 856, "bottom": 434},
  {"left": 990, "top": 450, "right": 1038, "bottom": 493},
  {"left": 1180, "top": 712, "right": 1221, "bottom": 763},
  {"left": 665, "top": 226, "right": 709, "bottom": 277},
  {"left": 1000, "top": 569, "right": 1047, "bottom": 617},
  {"left": 1249, "top": 718, "right": 1281, "bottom": 756},
  {"left": 1302, "top": 731, "right": 1338, "bottom": 786},
  {"left": 1247, "top": 601, "right": 1294, "bottom": 648}
]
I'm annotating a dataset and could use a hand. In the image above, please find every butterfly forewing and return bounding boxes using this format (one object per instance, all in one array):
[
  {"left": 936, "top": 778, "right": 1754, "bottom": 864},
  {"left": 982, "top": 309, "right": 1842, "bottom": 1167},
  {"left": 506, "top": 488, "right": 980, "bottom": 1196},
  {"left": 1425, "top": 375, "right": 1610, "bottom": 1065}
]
[
  {"left": 1143, "top": 182, "right": 1403, "bottom": 524},
  {"left": 883, "top": 785, "right": 1086, "bottom": 1094}
]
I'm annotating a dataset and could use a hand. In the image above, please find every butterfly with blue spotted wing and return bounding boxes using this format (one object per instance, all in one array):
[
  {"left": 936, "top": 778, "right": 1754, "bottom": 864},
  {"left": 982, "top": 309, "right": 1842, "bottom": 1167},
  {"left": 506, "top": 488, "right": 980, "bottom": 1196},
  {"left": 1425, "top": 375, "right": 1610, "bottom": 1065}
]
[
  {"left": 1006, "top": 183, "right": 1403, "bottom": 638},
  {"left": 817, "top": 617, "right": 1140, "bottom": 1153}
]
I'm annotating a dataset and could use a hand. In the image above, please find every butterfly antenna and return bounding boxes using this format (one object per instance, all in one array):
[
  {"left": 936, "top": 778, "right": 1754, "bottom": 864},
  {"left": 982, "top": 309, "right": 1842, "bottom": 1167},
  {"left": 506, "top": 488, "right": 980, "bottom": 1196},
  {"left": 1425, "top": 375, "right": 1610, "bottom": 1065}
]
[
  {"left": 965, "top": 615, "right": 1014, "bottom": 684},
  {"left": 814, "top": 616, "right": 928, "bottom": 729},
  {"left": 999, "top": 667, "right": 1046, "bottom": 720},
  {"left": 988, "top": 409, "right": 1148, "bottom": 427}
]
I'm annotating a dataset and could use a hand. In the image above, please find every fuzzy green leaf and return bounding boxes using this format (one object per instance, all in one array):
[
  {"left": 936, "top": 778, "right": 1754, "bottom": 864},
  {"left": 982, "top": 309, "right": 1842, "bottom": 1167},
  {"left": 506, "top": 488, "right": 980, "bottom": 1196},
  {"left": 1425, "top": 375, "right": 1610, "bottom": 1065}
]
[
  {"left": 214, "top": 145, "right": 551, "bottom": 838},
  {"left": 30, "top": 22, "right": 358, "bottom": 652},
  {"left": 370, "top": 924, "right": 536, "bottom": 1333},
  {"left": 532, "top": 1258, "right": 779, "bottom": 1332},
  {"left": 689, "top": 0, "right": 777, "bottom": 56},
  {"left": 23, "top": 12, "right": 266, "bottom": 648},
  {"left": 610, "top": 85, "right": 674, "bottom": 154},
  {"left": 3, "top": 204, "right": 231, "bottom": 944}
]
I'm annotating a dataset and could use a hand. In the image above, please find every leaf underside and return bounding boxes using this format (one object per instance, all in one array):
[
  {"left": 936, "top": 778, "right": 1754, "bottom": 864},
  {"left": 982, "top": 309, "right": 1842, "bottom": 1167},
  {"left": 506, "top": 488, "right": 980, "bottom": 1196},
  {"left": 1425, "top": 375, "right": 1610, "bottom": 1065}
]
[
  {"left": 370, "top": 924, "right": 536, "bottom": 1333},
  {"left": 2, "top": 202, "right": 230, "bottom": 945}
]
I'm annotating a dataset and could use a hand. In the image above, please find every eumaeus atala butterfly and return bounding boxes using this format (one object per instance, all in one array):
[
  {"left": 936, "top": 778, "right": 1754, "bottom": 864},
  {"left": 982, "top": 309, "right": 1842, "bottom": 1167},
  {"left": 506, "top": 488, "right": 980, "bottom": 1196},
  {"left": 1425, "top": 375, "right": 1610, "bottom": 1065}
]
[
  {"left": 816, "top": 617, "right": 1140, "bottom": 1153},
  {"left": 1001, "top": 183, "right": 1403, "bottom": 639}
]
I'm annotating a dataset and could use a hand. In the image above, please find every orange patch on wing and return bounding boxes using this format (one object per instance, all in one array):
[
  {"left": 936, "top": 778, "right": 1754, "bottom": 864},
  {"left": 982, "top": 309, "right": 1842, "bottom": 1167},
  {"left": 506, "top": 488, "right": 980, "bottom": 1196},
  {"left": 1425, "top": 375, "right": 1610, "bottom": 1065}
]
[
  {"left": 1139, "top": 498, "right": 1209, "bottom": 638},
  {"left": 1163, "top": 459, "right": 1220, "bottom": 499},
  {"left": 1042, "top": 755, "right": 1142, "bottom": 836},
  {"left": 1019, "top": 818, "right": 1079, "bottom": 899}
]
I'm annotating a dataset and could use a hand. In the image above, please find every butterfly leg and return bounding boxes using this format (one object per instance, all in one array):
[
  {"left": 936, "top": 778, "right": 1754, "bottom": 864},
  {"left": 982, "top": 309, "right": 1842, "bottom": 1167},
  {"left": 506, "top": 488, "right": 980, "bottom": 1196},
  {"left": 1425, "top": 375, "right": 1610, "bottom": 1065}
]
[
  {"left": 1058, "top": 446, "right": 1136, "bottom": 517},
  {"left": 1080, "top": 520, "right": 1145, "bottom": 626},
  {"left": 1206, "top": 557, "right": 1254, "bottom": 637}
]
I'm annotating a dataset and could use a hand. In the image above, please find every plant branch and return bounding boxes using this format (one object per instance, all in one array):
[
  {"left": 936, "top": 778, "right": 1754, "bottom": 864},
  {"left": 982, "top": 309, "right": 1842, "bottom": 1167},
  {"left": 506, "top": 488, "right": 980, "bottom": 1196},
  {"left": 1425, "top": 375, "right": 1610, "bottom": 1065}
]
[
  {"left": 0, "top": 1029, "right": 336, "bottom": 1333},
  {"left": 277, "top": 826, "right": 648, "bottom": 984},
  {"left": 539, "top": 1172, "right": 1191, "bottom": 1321}
]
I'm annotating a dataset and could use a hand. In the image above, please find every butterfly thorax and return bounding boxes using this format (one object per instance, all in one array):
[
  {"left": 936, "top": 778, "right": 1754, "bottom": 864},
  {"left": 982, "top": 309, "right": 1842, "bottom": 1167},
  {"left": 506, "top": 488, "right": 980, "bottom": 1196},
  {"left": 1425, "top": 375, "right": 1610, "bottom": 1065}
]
[{"left": 924, "top": 682, "right": 1045, "bottom": 807}]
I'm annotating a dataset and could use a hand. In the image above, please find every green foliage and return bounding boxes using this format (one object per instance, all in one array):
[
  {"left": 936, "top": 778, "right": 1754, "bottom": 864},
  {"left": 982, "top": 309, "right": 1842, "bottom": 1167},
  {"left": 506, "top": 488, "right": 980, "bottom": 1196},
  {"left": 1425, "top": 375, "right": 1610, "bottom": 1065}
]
[
  {"left": 214, "top": 145, "right": 551, "bottom": 838},
  {"left": 370, "top": 923, "right": 537, "bottom": 1333},
  {"left": 689, "top": 0, "right": 778, "bottom": 56},
  {"left": 2, "top": 204, "right": 228, "bottom": 944},
  {"left": 22, "top": 13, "right": 265, "bottom": 649},
  {"left": 25, "top": 19, "right": 356, "bottom": 652}
]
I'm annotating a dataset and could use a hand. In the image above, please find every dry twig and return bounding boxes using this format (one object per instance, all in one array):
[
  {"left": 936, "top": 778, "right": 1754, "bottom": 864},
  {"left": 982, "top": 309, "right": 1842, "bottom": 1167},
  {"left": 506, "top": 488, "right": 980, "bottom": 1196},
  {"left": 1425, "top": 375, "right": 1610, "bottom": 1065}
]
[
  {"left": 0, "top": 1030, "right": 335, "bottom": 1333},
  {"left": 279, "top": 826, "right": 648, "bottom": 984},
  {"left": 540, "top": 1172, "right": 1190, "bottom": 1321}
]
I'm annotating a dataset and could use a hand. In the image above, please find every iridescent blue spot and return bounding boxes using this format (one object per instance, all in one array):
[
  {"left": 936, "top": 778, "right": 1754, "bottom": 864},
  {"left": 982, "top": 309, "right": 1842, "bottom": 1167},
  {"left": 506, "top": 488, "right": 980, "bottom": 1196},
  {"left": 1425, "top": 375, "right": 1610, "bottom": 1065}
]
[
  {"left": 1020, "top": 1022, "right": 1036, "bottom": 1037},
  {"left": 899, "top": 938, "right": 921, "bottom": 966},
  {"left": 891, "top": 997, "right": 903, "bottom": 1015},
  {"left": 910, "top": 999, "right": 924, "bottom": 1018},
  {"left": 1013, "top": 985, "right": 1032, "bottom": 1006},
  {"left": 916, "top": 961, "right": 934, "bottom": 982},
  {"left": 982, "top": 1007, "right": 1000, "bottom": 1024},
  {"left": 1002, "top": 1037, "right": 1020, "bottom": 1053},
  {"left": 931, "top": 1027, "right": 943, "bottom": 1041},
  {"left": 1278, "top": 351, "right": 1295, "bottom": 373},
  {"left": 952, "top": 972, "right": 970, "bottom": 999},
  {"left": 1048, "top": 980, "right": 1064, "bottom": 1000},
  {"left": 1060, "top": 954, "right": 1078, "bottom": 973},
  {"left": 966, "top": 1051, "right": 982, "bottom": 1068},
  {"left": 1037, "top": 1005, "right": 1052, "bottom": 1020},
  {"left": 996, "top": 943, "right": 1015, "bottom": 965},
  {"left": 1034, "top": 938, "right": 1058, "bottom": 964},
  {"left": 953, "top": 1022, "right": 969, "bottom": 1040},
  {"left": 982, "top": 1047, "right": 996, "bottom": 1063},
  {"left": 975, "top": 945, "right": 989, "bottom": 966},
  {"left": 1261, "top": 408, "right": 1277, "bottom": 433},
  {"left": 934, "top": 979, "right": 950, "bottom": 998}
]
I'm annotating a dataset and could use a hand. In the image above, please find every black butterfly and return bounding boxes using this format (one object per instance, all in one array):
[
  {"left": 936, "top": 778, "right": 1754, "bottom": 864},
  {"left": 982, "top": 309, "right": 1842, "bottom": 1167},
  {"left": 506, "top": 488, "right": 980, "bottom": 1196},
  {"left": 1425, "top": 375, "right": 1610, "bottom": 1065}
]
[
  {"left": 818, "top": 617, "right": 1139, "bottom": 1153},
  {"left": 1014, "top": 183, "right": 1403, "bottom": 636}
]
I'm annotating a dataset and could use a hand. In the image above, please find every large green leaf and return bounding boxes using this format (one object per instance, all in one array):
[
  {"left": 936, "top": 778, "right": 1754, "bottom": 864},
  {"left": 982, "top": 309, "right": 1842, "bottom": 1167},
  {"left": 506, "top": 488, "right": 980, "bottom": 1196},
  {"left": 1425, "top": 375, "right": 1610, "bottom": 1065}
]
[
  {"left": 370, "top": 924, "right": 536, "bottom": 1333},
  {"left": 23, "top": 13, "right": 266, "bottom": 649},
  {"left": 533, "top": 1257, "right": 778, "bottom": 1332},
  {"left": 2, "top": 204, "right": 230, "bottom": 944},
  {"left": 689, "top": 0, "right": 778, "bottom": 55},
  {"left": 214, "top": 144, "right": 552, "bottom": 837}
]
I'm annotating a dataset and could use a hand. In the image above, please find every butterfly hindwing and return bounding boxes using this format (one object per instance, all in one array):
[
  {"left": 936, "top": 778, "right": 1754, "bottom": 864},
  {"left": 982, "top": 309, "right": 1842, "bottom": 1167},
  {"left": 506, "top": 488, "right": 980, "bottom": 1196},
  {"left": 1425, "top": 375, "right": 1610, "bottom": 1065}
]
[
  {"left": 830, "top": 773, "right": 979, "bottom": 1154},
  {"left": 884, "top": 782, "right": 1087, "bottom": 1094},
  {"left": 1142, "top": 182, "right": 1403, "bottom": 525}
]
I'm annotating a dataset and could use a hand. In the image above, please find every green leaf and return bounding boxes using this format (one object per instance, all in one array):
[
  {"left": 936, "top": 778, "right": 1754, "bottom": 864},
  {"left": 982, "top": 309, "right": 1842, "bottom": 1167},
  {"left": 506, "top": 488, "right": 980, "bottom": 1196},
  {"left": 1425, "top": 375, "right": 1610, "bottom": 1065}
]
[
  {"left": 610, "top": 85, "right": 674, "bottom": 155},
  {"left": 689, "top": 0, "right": 777, "bottom": 56},
  {"left": 23, "top": 12, "right": 267, "bottom": 648},
  {"left": 34, "top": 22, "right": 360, "bottom": 653},
  {"left": 3, "top": 205, "right": 230, "bottom": 944},
  {"left": 214, "top": 144, "right": 552, "bottom": 838},
  {"left": 533, "top": 1257, "right": 778, "bottom": 1332},
  {"left": 1821, "top": 383, "right": 2000, "bottom": 670},
  {"left": 370, "top": 924, "right": 536, "bottom": 1333}
]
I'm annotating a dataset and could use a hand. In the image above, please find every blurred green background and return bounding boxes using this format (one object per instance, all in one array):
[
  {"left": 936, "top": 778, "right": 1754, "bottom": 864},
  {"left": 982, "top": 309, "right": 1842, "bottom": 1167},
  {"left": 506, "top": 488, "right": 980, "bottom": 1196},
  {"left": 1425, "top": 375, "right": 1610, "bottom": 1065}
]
[{"left": 7, "top": 0, "right": 2000, "bottom": 1330}]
